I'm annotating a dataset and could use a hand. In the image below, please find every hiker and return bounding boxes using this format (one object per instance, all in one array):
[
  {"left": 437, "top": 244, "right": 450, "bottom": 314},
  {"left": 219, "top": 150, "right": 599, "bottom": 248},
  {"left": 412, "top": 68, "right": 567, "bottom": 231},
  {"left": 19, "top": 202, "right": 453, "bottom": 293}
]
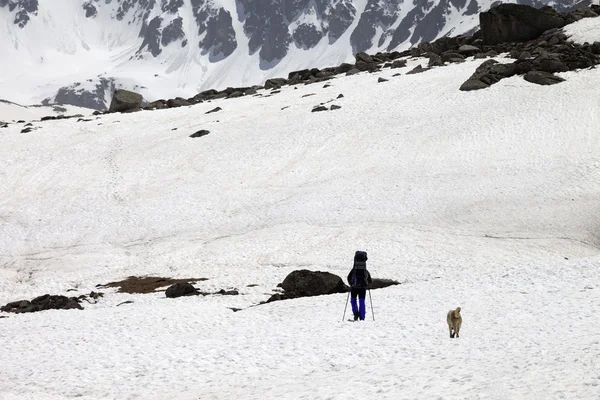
[{"left": 347, "top": 250, "right": 372, "bottom": 321}]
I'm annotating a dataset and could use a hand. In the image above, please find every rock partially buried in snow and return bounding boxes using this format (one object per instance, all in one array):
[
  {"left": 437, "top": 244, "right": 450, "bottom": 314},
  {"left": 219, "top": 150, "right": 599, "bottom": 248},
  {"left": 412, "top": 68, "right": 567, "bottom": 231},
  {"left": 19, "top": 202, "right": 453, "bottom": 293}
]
[
  {"left": 330, "top": 104, "right": 342, "bottom": 110},
  {"left": 206, "top": 107, "right": 222, "bottom": 114},
  {"left": 523, "top": 71, "right": 566, "bottom": 85},
  {"left": 1, "top": 294, "right": 83, "bottom": 314},
  {"left": 109, "top": 89, "right": 143, "bottom": 113},
  {"left": 378, "top": 77, "right": 389, "bottom": 83},
  {"left": 406, "top": 65, "right": 430, "bottom": 75},
  {"left": 190, "top": 130, "right": 210, "bottom": 138},
  {"left": 369, "top": 278, "right": 401, "bottom": 290},
  {"left": 312, "top": 105, "right": 328, "bottom": 112}
]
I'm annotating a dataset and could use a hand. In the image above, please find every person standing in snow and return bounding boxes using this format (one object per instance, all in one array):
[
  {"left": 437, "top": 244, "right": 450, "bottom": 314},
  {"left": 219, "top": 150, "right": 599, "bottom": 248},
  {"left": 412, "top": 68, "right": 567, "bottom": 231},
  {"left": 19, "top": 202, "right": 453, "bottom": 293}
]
[{"left": 347, "top": 250, "right": 372, "bottom": 321}]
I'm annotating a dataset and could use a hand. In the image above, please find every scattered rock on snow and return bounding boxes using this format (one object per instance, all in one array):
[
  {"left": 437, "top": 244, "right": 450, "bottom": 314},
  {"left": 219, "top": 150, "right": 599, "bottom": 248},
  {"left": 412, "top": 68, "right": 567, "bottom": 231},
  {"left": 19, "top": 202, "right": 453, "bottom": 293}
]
[
  {"left": 312, "top": 105, "right": 329, "bottom": 112},
  {"left": 406, "top": 65, "right": 430, "bottom": 75},
  {"left": 117, "top": 301, "right": 134, "bottom": 307},
  {"left": 330, "top": 104, "right": 342, "bottom": 110},
  {"left": 190, "top": 129, "right": 210, "bottom": 138},
  {"left": 165, "top": 282, "right": 198, "bottom": 298},
  {"left": 206, "top": 106, "right": 222, "bottom": 114},
  {"left": 377, "top": 77, "right": 389, "bottom": 83},
  {"left": 1, "top": 294, "right": 83, "bottom": 314}
]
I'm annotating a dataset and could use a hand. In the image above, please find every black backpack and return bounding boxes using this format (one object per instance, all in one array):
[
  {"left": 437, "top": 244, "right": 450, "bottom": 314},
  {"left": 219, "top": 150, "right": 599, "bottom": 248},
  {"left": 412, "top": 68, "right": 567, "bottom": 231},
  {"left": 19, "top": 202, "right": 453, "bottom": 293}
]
[{"left": 350, "top": 251, "right": 369, "bottom": 288}]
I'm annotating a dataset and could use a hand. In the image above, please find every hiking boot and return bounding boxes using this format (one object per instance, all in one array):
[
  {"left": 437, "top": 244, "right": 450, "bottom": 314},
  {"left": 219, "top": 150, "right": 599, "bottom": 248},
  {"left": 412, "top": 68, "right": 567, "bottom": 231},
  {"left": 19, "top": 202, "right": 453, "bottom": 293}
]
[{"left": 353, "top": 313, "right": 359, "bottom": 321}]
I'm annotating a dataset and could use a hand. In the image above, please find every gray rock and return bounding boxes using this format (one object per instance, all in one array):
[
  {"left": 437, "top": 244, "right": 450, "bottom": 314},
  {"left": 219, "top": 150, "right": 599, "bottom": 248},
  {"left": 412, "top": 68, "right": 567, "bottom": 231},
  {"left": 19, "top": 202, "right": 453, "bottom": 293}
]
[
  {"left": 355, "top": 52, "right": 374, "bottom": 64},
  {"left": 428, "top": 53, "right": 444, "bottom": 67},
  {"left": 377, "top": 77, "right": 388, "bottom": 83},
  {"left": 330, "top": 104, "right": 342, "bottom": 110},
  {"left": 523, "top": 71, "right": 565, "bottom": 85},
  {"left": 265, "top": 78, "right": 287, "bottom": 89},
  {"left": 167, "top": 97, "right": 191, "bottom": 108},
  {"left": 458, "top": 44, "right": 480, "bottom": 55},
  {"left": 109, "top": 89, "right": 143, "bottom": 113},
  {"left": 312, "top": 106, "right": 329, "bottom": 112},
  {"left": 459, "top": 79, "right": 490, "bottom": 91}
]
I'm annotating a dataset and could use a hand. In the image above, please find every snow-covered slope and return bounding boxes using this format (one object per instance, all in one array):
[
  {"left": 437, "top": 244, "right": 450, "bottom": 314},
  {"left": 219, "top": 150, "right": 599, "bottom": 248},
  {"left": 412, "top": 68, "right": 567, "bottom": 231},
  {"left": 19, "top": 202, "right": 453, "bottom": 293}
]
[
  {"left": 0, "top": 100, "right": 93, "bottom": 122},
  {"left": 0, "top": 0, "right": 583, "bottom": 110},
  {"left": 1, "top": 17, "right": 600, "bottom": 399}
]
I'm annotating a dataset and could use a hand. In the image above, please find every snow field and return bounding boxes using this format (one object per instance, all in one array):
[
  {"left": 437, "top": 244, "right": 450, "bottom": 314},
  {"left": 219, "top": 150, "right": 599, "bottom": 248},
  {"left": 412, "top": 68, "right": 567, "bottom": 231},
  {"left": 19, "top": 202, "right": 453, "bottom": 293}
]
[{"left": 1, "top": 42, "right": 600, "bottom": 399}]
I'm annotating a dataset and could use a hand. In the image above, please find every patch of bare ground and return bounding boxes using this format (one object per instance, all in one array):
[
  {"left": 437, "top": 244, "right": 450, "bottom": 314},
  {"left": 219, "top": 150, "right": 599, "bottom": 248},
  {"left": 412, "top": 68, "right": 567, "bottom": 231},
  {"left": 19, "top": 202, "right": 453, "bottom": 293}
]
[{"left": 96, "top": 276, "right": 208, "bottom": 294}]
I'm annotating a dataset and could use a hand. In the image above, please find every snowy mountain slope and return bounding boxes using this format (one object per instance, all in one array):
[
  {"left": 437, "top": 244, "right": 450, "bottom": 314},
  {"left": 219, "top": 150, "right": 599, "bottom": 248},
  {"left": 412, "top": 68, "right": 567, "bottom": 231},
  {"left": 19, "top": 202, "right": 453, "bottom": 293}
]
[
  {"left": 0, "top": 0, "right": 586, "bottom": 110},
  {"left": 1, "top": 17, "right": 600, "bottom": 399}
]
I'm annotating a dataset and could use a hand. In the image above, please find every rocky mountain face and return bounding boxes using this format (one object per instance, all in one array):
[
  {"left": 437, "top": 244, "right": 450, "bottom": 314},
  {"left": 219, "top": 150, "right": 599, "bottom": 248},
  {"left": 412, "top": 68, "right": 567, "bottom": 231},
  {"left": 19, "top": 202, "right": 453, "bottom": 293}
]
[{"left": 0, "top": 0, "right": 591, "bottom": 109}]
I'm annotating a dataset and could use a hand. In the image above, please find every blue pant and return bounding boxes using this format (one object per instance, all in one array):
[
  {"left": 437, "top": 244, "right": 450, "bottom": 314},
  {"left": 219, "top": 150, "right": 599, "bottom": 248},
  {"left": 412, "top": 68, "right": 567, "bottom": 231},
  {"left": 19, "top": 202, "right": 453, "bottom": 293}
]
[{"left": 350, "top": 287, "right": 366, "bottom": 320}]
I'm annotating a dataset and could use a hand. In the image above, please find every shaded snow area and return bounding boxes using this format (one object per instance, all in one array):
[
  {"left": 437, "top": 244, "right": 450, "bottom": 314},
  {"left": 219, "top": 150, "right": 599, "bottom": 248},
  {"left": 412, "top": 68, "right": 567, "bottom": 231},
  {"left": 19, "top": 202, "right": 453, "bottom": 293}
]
[{"left": 1, "top": 54, "right": 600, "bottom": 399}]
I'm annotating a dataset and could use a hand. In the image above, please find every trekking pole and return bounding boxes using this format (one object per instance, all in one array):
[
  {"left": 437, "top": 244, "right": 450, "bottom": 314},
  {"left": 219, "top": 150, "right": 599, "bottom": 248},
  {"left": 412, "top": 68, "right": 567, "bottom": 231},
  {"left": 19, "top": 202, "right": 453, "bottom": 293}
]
[
  {"left": 342, "top": 290, "right": 350, "bottom": 321},
  {"left": 368, "top": 288, "right": 375, "bottom": 321}
]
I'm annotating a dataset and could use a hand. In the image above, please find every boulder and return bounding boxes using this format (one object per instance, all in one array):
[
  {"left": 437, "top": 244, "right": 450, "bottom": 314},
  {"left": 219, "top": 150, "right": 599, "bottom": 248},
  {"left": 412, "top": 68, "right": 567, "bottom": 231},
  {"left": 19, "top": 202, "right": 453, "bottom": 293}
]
[
  {"left": 165, "top": 282, "right": 198, "bottom": 298},
  {"left": 1, "top": 294, "right": 83, "bottom": 314},
  {"left": 458, "top": 44, "right": 481, "bottom": 56},
  {"left": 377, "top": 77, "right": 389, "bottom": 83},
  {"left": 479, "top": 4, "right": 565, "bottom": 45},
  {"left": 265, "top": 78, "right": 287, "bottom": 89},
  {"left": 523, "top": 71, "right": 565, "bottom": 85},
  {"left": 459, "top": 79, "right": 490, "bottom": 91},
  {"left": 167, "top": 97, "right": 191, "bottom": 108},
  {"left": 459, "top": 59, "right": 518, "bottom": 91},
  {"left": 442, "top": 52, "right": 465, "bottom": 62},
  {"left": 428, "top": 53, "right": 444, "bottom": 67},
  {"left": 279, "top": 270, "right": 347, "bottom": 297},
  {"left": 334, "top": 63, "right": 354, "bottom": 74},
  {"left": 109, "top": 89, "right": 143, "bottom": 113},
  {"left": 355, "top": 52, "right": 374, "bottom": 63}
]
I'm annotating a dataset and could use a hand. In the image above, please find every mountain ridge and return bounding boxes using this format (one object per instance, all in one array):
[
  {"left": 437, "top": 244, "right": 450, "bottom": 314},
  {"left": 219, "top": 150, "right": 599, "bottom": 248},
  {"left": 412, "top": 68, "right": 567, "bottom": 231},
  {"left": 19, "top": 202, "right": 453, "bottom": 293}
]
[{"left": 0, "top": 0, "right": 589, "bottom": 109}]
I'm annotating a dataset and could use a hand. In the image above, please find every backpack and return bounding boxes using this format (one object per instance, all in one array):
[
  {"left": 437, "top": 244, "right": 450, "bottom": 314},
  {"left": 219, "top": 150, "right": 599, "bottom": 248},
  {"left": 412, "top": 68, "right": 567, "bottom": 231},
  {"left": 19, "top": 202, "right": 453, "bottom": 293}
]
[{"left": 350, "top": 251, "right": 369, "bottom": 288}]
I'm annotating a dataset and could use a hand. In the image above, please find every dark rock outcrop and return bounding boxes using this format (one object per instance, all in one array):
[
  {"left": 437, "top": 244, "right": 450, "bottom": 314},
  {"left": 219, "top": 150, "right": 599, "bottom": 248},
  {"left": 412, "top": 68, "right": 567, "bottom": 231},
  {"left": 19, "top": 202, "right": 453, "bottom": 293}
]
[
  {"left": 479, "top": 4, "right": 565, "bottom": 45},
  {"left": 109, "top": 90, "right": 143, "bottom": 113},
  {"left": 1, "top": 294, "right": 83, "bottom": 314}
]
